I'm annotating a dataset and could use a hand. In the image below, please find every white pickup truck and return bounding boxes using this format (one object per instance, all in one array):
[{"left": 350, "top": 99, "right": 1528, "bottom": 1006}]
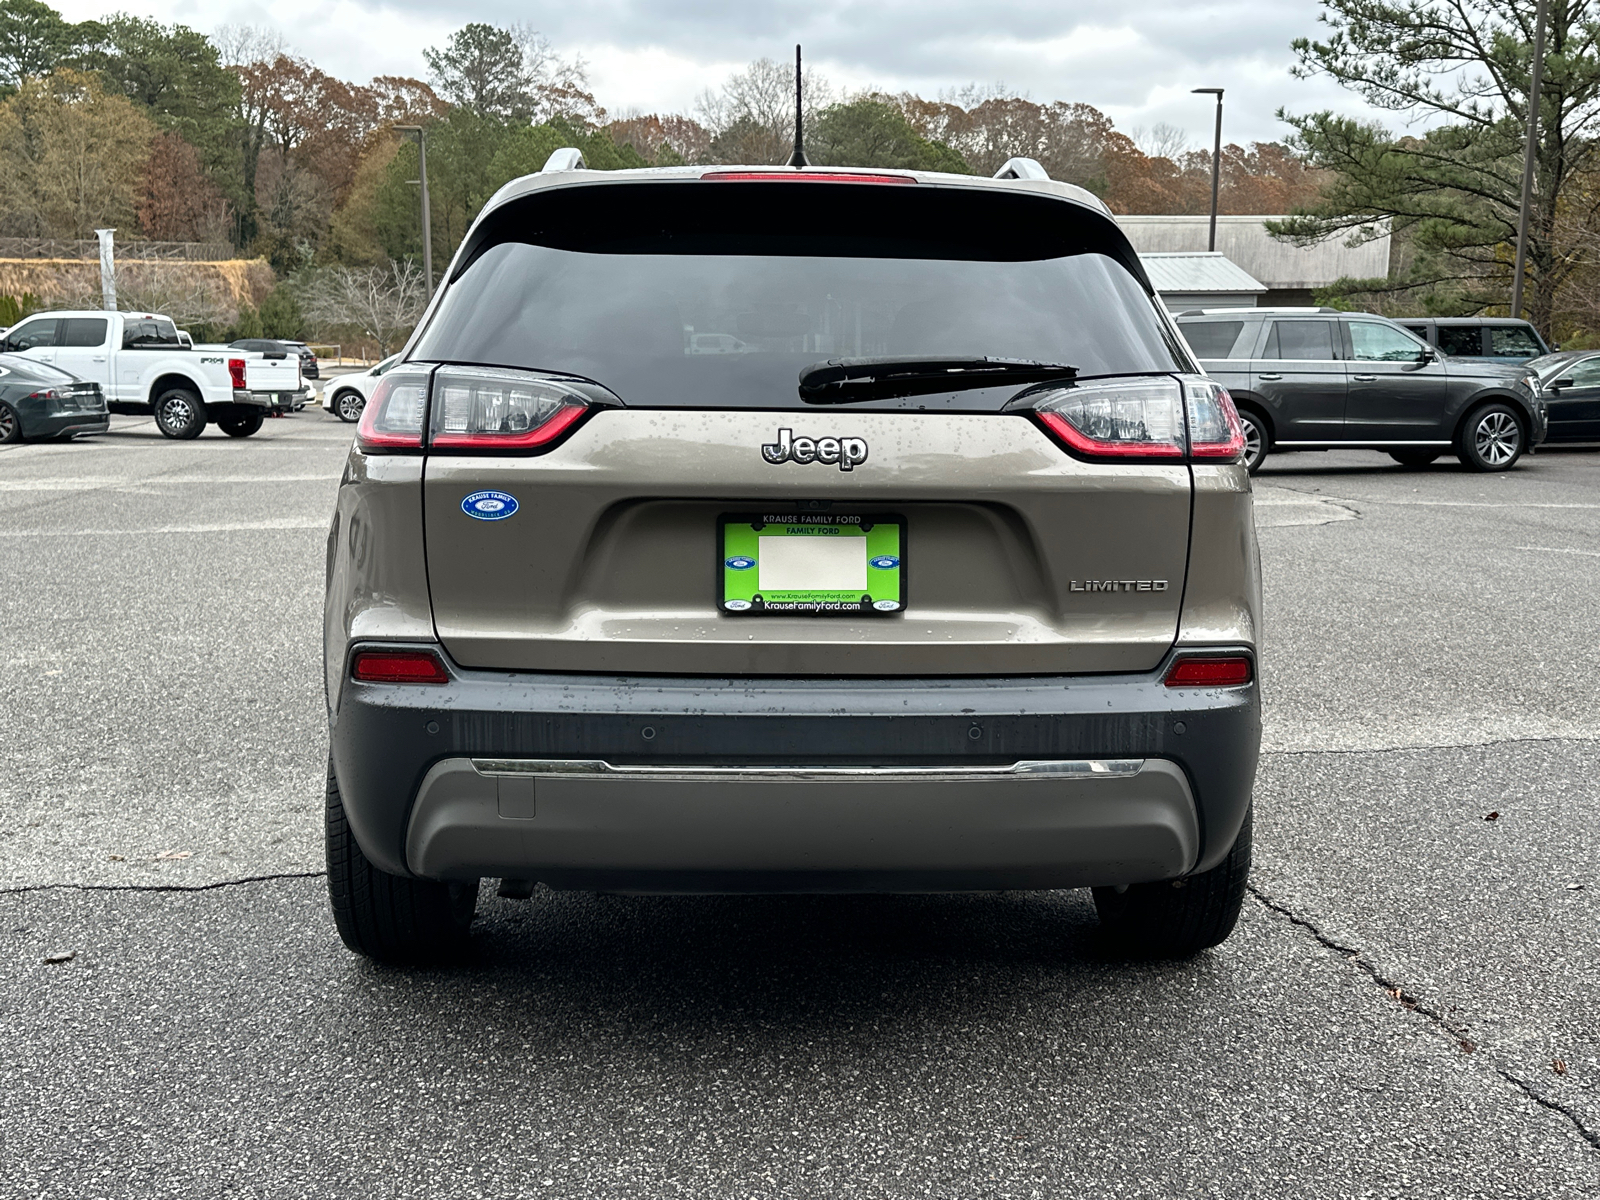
[{"left": 0, "top": 310, "right": 302, "bottom": 439}]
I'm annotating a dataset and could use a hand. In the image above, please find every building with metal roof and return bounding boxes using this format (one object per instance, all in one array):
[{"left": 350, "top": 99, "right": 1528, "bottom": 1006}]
[
  {"left": 1138, "top": 251, "right": 1266, "bottom": 311},
  {"left": 1119, "top": 215, "right": 1392, "bottom": 306}
]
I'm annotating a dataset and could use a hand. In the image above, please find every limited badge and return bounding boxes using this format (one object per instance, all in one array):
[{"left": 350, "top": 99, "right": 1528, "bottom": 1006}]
[{"left": 461, "top": 490, "right": 519, "bottom": 521}]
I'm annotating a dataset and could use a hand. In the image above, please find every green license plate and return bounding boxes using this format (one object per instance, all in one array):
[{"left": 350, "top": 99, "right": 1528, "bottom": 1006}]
[{"left": 720, "top": 513, "right": 904, "bottom": 615}]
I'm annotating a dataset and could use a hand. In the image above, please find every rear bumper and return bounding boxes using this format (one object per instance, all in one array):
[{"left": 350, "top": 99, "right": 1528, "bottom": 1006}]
[
  {"left": 329, "top": 648, "right": 1260, "bottom": 891},
  {"left": 33, "top": 414, "right": 109, "bottom": 438}
]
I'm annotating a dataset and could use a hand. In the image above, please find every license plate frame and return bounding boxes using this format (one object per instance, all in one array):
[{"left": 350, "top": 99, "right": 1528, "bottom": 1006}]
[{"left": 719, "top": 511, "right": 905, "bottom": 616}]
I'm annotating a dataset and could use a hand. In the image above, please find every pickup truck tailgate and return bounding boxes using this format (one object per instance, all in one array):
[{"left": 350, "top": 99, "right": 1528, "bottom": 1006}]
[{"left": 243, "top": 356, "right": 301, "bottom": 392}]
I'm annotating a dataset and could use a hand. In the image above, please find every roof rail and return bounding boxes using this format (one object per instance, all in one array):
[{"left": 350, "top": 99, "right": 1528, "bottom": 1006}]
[
  {"left": 541, "top": 147, "right": 587, "bottom": 173},
  {"left": 993, "top": 157, "right": 1049, "bottom": 181}
]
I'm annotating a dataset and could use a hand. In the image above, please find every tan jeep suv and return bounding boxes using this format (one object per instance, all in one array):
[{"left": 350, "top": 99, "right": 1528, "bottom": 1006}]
[{"left": 322, "top": 155, "right": 1262, "bottom": 962}]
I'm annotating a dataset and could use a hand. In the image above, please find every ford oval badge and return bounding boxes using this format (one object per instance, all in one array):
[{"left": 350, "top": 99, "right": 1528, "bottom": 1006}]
[
  {"left": 725, "top": 555, "right": 756, "bottom": 570},
  {"left": 868, "top": 555, "right": 900, "bottom": 569},
  {"left": 462, "top": 490, "right": 518, "bottom": 521}
]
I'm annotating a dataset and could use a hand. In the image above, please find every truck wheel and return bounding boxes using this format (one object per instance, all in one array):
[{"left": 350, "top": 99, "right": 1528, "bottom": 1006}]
[
  {"left": 0, "top": 402, "right": 19, "bottom": 443},
  {"left": 1093, "top": 806, "right": 1252, "bottom": 958},
  {"left": 325, "top": 758, "right": 478, "bottom": 963},
  {"left": 1456, "top": 403, "right": 1525, "bottom": 471},
  {"left": 153, "top": 388, "right": 206, "bottom": 440},
  {"left": 218, "top": 410, "right": 265, "bottom": 438},
  {"left": 332, "top": 389, "right": 365, "bottom": 423}
]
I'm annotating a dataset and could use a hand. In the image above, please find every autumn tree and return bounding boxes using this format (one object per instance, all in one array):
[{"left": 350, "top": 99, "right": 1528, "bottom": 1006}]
[
  {"left": 301, "top": 258, "right": 426, "bottom": 355},
  {"left": 0, "top": 69, "right": 154, "bottom": 237},
  {"left": 137, "top": 131, "right": 230, "bottom": 240},
  {"left": 605, "top": 112, "right": 710, "bottom": 164}
]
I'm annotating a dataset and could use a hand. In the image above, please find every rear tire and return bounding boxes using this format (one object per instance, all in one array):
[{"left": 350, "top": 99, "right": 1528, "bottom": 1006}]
[
  {"left": 1093, "top": 806, "right": 1252, "bottom": 958},
  {"left": 1236, "top": 408, "right": 1270, "bottom": 474},
  {"left": 153, "top": 388, "right": 206, "bottom": 439},
  {"left": 1456, "top": 403, "right": 1525, "bottom": 471},
  {"left": 1389, "top": 449, "right": 1442, "bottom": 468},
  {"left": 325, "top": 758, "right": 479, "bottom": 963},
  {"left": 217, "top": 409, "right": 264, "bottom": 438},
  {"left": 332, "top": 389, "right": 365, "bottom": 423},
  {"left": 0, "top": 402, "right": 21, "bottom": 443}
]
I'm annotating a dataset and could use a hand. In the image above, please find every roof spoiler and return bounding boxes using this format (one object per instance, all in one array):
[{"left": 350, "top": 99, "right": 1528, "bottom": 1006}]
[
  {"left": 542, "top": 147, "right": 587, "bottom": 173},
  {"left": 993, "top": 157, "right": 1049, "bottom": 181}
]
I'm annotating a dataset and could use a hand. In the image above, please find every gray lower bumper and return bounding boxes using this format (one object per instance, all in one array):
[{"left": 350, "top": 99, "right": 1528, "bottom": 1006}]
[{"left": 406, "top": 757, "right": 1199, "bottom": 891}]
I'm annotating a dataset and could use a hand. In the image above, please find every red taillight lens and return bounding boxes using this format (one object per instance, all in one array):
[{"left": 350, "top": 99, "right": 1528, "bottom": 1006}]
[
  {"left": 1164, "top": 655, "right": 1253, "bottom": 687},
  {"left": 428, "top": 365, "right": 592, "bottom": 452},
  {"left": 1185, "top": 378, "right": 1247, "bottom": 460},
  {"left": 355, "top": 367, "right": 431, "bottom": 452},
  {"left": 701, "top": 171, "right": 916, "bottom": 184},
  {"left": 227, "top": 358, "right": 247, "bottom": 389},
  {"left": 351, "top": 649, "right": 449, "bottom": 684},
  {"left": 1033, "top": 378, "right": 1186, "bottom": 460}
]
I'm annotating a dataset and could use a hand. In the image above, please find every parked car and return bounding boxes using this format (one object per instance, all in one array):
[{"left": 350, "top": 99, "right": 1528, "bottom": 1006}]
[
  {"left": 1397, "top": 316, "right": 1551, "bottom": 364},
  {"left": 1176, "top": 307, "right": 1547, "bottom": 472},
  {"left": 322, "top": 354, "right": 397, "bottom": 422},
  {"left": 0, "top": 312, "right": 301, "bottom": 439},
  {"left": 1525, "top": 351, "right": 1600, "bottom": 442},
  {"left": 0, "top": 353, "right": 108, "bottom": 443},
  {"left": 232, "top": 337, "right": 320, "bottom": 381},
  {"left": 324, "top": 151, "right": 1261, "bottom": 963}
]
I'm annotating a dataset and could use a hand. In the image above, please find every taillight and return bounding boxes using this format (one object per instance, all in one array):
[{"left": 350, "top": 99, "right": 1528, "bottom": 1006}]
[
  {"left": 1185, "top": 378, "right": 1247, "bottom": 461},
  {"left": 701, "top": 171, "right": 916, "bottom": 184},
  {"left": 227, "top": 358, "right": 247, "bottom": 389},
  {"left": 355, "top": 366, "right": 431, "bottom": 452},
  {"left": 428, "top": 365, "right": 591, "bottom": 452},
  {"left": 350, "top": 648, "right": 449, "bottom": 684},
  {"left": 1033, "top": 378, "right": 1186, "bottom": 460},
  {"left": 1164, "top": 655, "right": 1253, "bottom": 687}
]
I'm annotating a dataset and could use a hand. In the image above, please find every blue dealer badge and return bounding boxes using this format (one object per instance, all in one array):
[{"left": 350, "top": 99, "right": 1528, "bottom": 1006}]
[
  {"left": 868, "top": 555, "right": 900, "bottom": 569},
  {"left": 725, "top": 555, "right": 756, "bottom": 570},
  {"left": 462, "top": 490, "right": 519, "bottom": 521}
]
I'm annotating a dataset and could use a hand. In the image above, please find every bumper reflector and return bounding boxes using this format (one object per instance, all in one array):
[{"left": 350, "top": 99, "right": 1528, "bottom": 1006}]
[
  {"left": 1164, "top": 655, "right": 1253, "bottom": 687},
  {"left": 351, "top": 649, "right": 449, "bottom": 684}
]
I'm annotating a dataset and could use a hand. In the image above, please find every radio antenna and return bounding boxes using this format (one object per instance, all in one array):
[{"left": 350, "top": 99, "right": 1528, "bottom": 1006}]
[{"left": 788, "top": 44, "right": 809, "bottom": 167}]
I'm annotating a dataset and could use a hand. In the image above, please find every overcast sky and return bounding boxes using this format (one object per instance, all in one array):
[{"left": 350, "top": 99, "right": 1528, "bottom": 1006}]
[{"left": 56, "top": 0, "right": 1395, "bottom": 151}]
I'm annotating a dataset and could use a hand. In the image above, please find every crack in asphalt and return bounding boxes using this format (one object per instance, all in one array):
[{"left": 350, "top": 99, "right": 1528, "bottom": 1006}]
[
  {"left": 1259, "top": 734, "right": 1600, "bottom": 758},
  {"left": 0, "top": 871, "right": 325, "bottom": 896},
  {"left": 1248, "top": 885, "right": 1600, "bottom": 1154}
]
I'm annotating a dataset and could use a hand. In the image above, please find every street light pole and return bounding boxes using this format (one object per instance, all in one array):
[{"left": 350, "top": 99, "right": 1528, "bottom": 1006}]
[
  {"left": 1512, "top": 0, "right": 1549, "bottom": 323},
  {"left": 395, "top": 125, "right": 434, "bottom": 298},
  {"left": 1192, "top": 89, "right": 1225, "bottom": 252}
]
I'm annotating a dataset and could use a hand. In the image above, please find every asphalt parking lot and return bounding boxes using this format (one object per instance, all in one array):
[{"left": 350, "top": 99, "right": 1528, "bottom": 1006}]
[{"left": 2, "top": 414, "right": 1597, "bottom": 1198}]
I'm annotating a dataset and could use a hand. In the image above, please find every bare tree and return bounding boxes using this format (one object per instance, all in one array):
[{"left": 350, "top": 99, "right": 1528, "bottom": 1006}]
[
  {"left": 213, "top": 24, "right": 286, "bottom": 68},
  {"left": 301, "top": 259, "right": 426, "bottom": 356},
  {"left": 697, "top": 57, "right": 834, "bottom": 163},
  {"left": 1132, "top": 122, "right": 1190, "bottom": 162}
]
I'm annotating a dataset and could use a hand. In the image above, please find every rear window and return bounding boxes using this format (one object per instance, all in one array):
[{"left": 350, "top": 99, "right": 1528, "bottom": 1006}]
[
  {"left": 61, "top": 318, "right": 107, "bottom": 347},
  {"left": 1177, "top": 320, "right": 1247, "bottom": 359},
  {"left": 413, "top": 181, "right": 1186, "bottom": 409},
  {"left": 1489, "top": 325, "right": 1542, "bottom": 357},
  {"left": 1263, "top": 320, "right": 1336, "bottom": 360},
  {"left": 123, "top": 318, "right": 182, "bottom": 349},
  {"left": 1436, "top": 325, "right": 1483, "bottom": 356}
]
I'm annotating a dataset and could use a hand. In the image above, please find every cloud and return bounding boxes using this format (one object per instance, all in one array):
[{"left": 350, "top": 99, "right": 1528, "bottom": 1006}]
[{"left": 55, "top": 0, "right": 1392, "bottom": 145}]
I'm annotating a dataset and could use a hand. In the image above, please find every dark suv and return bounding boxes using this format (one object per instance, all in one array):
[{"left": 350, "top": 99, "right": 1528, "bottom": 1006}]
[
  {"left": 1398, "top": 317, "right": 1550, "bottom": 364},
  {"left": 323, "top": 152, "right": 1262, "bottom": 964},
  {"left": 1177, "top": 308, "right": 1547, "bottom": 472}
]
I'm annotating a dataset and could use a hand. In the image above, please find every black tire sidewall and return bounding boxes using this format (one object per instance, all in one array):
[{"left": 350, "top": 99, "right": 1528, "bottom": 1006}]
[
  {"left": 1457, "top": 403, "right": 1525, "bottom": 471},
  {"left": 153, "top": 388, "right": 206, "bottom": 439},
  {"left": 0, "top": 402, "right": 20, "bottom": 443},
  {"left": 334, "top": 390, "right": 364, "bottom": 423}
]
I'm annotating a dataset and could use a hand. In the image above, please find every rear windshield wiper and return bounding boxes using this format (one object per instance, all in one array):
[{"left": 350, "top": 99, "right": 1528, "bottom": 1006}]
[{"left": 798, "top": 356, "right": 1077, "bottom": 403}]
